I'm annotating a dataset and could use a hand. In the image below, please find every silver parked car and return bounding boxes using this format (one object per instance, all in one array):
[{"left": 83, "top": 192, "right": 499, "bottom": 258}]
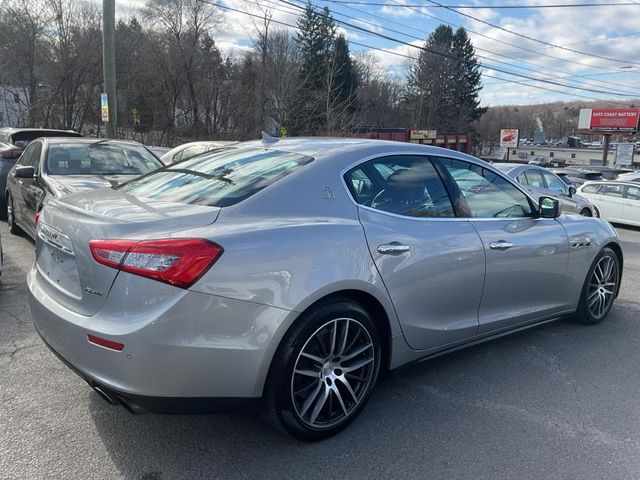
[
  {"left": 494, "top": 163, "right": 599, "bottom": 217},
  {"left": 28, "top": 139, "right": 623, "bottom": 441}
]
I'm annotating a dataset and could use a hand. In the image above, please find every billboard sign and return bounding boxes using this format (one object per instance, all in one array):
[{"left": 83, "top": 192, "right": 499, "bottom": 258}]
[
  {"left": 615, "top": 143, "right": 634, "bottom": 165},
  {"left": 410, "top": 129, "right": 437, "bottom": 140},
  {"left": 499, "top": 128, "right": 519, "bottom": 148},
  {"left": 578, "top": 108, "right": 640, "bottom": 133}
]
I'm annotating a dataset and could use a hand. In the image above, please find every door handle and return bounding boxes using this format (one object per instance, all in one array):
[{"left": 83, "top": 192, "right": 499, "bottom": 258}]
[
  {"left": 377, "top": 243, "right": 410, "bottom": 255},
  {"left": 489, "top": 240, "right": 514, "bottom": 251}
]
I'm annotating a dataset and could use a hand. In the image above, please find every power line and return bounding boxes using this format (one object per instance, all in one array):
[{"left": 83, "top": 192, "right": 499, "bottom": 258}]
[
  {"left": 375, "top": 0, "right": 630, "bottom": 71},
  {"left": 347, "top": 39, "right": 632, "bottom": 106},
  {"left": 315, "top": 0, "right": 640, "bottom": 92},
  {"left": 423, "top": 0, "right": 640, "bottom": 66},
  {"left": 329, "top": 1, "right": 637, "bottom": 8},
  {"left": 276, "top": 0, "right": 640, "bottom": 97},
  {"left": 204, "top": 0, "right": 639, "bottom": 100}
]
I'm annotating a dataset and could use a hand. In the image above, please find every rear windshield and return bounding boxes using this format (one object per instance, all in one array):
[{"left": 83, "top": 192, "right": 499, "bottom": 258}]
[
  {"left": 12, "top": 130, "right": 82, "bottom": 149},
  {"left": 119, "top": 147, "right": 313, "bottom": 207},
  {"left": 47, "top": 142, "right": 163, "bottom": 175}
]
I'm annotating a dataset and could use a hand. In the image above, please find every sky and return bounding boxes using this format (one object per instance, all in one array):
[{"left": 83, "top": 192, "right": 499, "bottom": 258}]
[{"left": 118, "top": 0, "right": 640, "bottom": 108}]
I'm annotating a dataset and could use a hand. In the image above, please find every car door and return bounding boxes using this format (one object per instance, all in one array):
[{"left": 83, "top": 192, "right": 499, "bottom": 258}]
[
  {"left": 595, "top": 183, "right": 625, "bottom": 222},
  {"left": 346, "top": 155, "right": 486, "bottom": 351},
  {"left": 540, "top": 169, "right": 579, "bottom": 214},
  {"left": 436, "top": 157, "right": 570, "bottom": 334},
  {"left": 622, "top": 184, "right": 640, "bottom": 226},
  {"left": 10, "top": 142, "right": 38, "bottom": 223},
  {"left": 21, "top": 142, "right": 47, "bottom": 237}
]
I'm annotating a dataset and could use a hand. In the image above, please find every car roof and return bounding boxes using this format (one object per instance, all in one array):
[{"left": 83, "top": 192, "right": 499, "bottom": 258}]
[
  {"left": 580, "top": 180, "right": 638, "bottom": 187},
  {"left": 236, "top": 137, "right": 482, "bottom": 164}
]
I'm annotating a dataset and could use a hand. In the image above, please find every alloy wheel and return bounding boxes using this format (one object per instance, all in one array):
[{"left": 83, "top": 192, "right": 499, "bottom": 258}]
[
  {"left": 588, "top": 255, "right": 618, "bottom": 319},
  {"left": 291, "top": 318, "right": 375, "bottom": 429}
]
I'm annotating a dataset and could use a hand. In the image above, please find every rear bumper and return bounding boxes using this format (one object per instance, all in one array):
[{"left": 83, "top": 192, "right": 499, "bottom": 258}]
[
  {"left": 28, "top": 264, "right": 294, "bottom": 403},
  {"left": 36, "top": 330, "right": 259, "bottom": 414}
]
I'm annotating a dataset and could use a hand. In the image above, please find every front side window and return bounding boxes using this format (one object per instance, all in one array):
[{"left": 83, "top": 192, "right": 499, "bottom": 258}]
[
  {"left": 541, "top": 171, "right": 567, "bottom": 194},
  {"left": 524, "top": 169, "right": 545, "bottom": 188},
  {"left": 120, "top": 147, "right": 313, "bottom": 207},
  {"left": 440, "top": 158, "right": 533, "bottom": 218},
  {"left": 602, "top": 184, "right": 624, "bottom": 198},
  {"left": 346, "top": 156, "right": 454, "bottom": 218},
  {"left": 625, "top": 185, "right": 640, "bottom": 200},
  {"left": 18, "top": 142, "right": 37, "bottom": 167}
]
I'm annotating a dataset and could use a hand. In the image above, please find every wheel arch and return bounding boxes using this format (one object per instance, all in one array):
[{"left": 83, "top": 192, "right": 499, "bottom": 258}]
[
  {"left": 261, "top": 285, "right": 398, "bottom": 397},
  {"left": 604, "top": 241, "right": 623, "bottom": 297}
]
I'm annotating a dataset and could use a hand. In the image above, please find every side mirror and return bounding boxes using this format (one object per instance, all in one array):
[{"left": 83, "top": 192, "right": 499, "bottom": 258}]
[
  {"left": 568, "top": 185, "right": 577, "bottom": 197},
  {"left": 14, "top": 165, "right": 35, "bottom": 179},
  {"left": 539, "top": 196, "right": 560, "bottom": 218}
]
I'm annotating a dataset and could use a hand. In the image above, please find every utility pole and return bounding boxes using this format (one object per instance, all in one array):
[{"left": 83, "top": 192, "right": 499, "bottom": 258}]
[
  {"left": 102, "top": 0, "right": 117, "bottom": 138},
  {"left": 602, "top": 134, "right": 611, "bottom": 166}
]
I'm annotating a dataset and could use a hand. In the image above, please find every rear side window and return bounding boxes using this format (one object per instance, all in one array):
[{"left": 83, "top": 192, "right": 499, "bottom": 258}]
[
  {"left": 580, "top": 184, "right": 601, "bottom": 194},
  {"left": 345, "top": 156, "right": 454, "bottom": 218},
  {"left": 120, "top": 148, "right": 313, "bottom": 207}
]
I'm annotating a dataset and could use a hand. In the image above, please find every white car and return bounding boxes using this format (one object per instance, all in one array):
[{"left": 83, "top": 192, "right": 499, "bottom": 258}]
[{"left": 578, "top": 181, "right": 640, "bottom": 226}]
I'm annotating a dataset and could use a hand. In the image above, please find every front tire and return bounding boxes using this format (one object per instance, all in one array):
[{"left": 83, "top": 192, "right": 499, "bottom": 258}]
[
  {"left": 580, "top": 208, "right": 592, "bottom": 217},
  {"left": 573, "top": 247, "right": 620, "bottom": 325},
  {"left": 264, "top": 299, "right": 381, "bottom": 441}
]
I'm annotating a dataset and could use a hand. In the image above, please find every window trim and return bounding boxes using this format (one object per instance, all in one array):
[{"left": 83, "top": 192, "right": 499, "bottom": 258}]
[{"left": 340, "top": 151, "right": 541, "bottom": 222}]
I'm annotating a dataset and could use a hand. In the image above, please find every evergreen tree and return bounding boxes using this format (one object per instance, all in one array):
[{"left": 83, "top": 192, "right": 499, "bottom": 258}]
[
  {"left": 452, "top": 27, "right": 487, "bottom": 131},
  {"left": 407, "top": 24, "right": 485, "bottom": 132},
  {"left": 332, "top": 34, "right": 358, "bottom": 114},
  {"left": 291, "top": 2, "right": 336, "bottom": 134}
]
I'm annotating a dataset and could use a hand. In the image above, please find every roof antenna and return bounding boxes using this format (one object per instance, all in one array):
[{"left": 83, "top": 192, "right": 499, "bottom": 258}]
[{"left": 261, "top": 131, "right": 279, "bottom": 144}]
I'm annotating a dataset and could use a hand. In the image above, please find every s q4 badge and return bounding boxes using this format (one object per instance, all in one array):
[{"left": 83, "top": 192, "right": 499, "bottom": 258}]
[
  {"left": 84, "top": 286, "right": 103, "bottom": 297},
  {"left": 321, "top": 185, "right": 335, "bottom": 200}
]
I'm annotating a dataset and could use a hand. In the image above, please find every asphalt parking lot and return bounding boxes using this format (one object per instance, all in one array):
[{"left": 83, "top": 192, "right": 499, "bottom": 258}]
[{"left": 1, "top": 222, "right": 640, "bottom": 480}]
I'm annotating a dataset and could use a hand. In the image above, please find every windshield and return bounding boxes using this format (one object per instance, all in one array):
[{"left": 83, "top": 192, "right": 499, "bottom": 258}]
[
  {"left": 119, "top": 147, "right": 313, "bottom": 207},
  {"left": 46, "top": 142, "right": 163, "bottom": 176}
]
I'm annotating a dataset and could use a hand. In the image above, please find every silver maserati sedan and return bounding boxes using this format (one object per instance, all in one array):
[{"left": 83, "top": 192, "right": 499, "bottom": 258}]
[{"left": 28, "top": 138, "right": 623, "bottom": 441}]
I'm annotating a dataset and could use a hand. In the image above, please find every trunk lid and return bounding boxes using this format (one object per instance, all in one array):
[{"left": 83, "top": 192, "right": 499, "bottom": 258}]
[{"left": 35, "top": 188, "right": 220, "bottom": 316}]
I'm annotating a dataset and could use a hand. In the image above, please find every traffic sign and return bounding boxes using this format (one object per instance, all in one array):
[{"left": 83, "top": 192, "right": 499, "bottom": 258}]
[{"left": 101, "top": 93, "right": 109, "bottom": 123}]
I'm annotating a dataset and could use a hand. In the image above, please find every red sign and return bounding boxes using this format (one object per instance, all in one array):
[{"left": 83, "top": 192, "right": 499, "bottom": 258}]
[{"left": 588, "top": 108, "right": 639, "bottom": 132}]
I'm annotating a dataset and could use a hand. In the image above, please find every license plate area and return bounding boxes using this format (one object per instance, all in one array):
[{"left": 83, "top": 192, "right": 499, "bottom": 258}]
[{"left": 36, "top": 223, "right": 82, "bottom": 299}]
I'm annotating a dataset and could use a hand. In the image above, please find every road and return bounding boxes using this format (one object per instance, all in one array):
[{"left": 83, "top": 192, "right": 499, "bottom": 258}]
[{"left": 1, "top": 222, "right": 640, "bottom": 480}]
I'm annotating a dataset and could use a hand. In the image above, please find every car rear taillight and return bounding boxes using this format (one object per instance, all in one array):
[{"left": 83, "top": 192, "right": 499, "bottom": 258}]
[
  {"left": 1, "top": 148, "right": 22, "bottom": 160},
  {"left": 34, "top": 211, "right": 40, "bottom": 225},
  {"left": 89, "top": 238, "right": 223, "bottom": 288}
]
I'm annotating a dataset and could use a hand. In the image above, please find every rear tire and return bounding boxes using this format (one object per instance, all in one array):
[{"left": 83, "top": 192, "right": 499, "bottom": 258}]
[
  {"left": 263, "top": 299, "right": 381, "bottom": 441},
  {"left": 580, "top": 208, "right": 592, "bottom": 217},
  {"left": 572, "top": 247, "right": 619, "bottom": 325},
  {"left": 7, "top": 193, "right": 21, "bottom": 235}
]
